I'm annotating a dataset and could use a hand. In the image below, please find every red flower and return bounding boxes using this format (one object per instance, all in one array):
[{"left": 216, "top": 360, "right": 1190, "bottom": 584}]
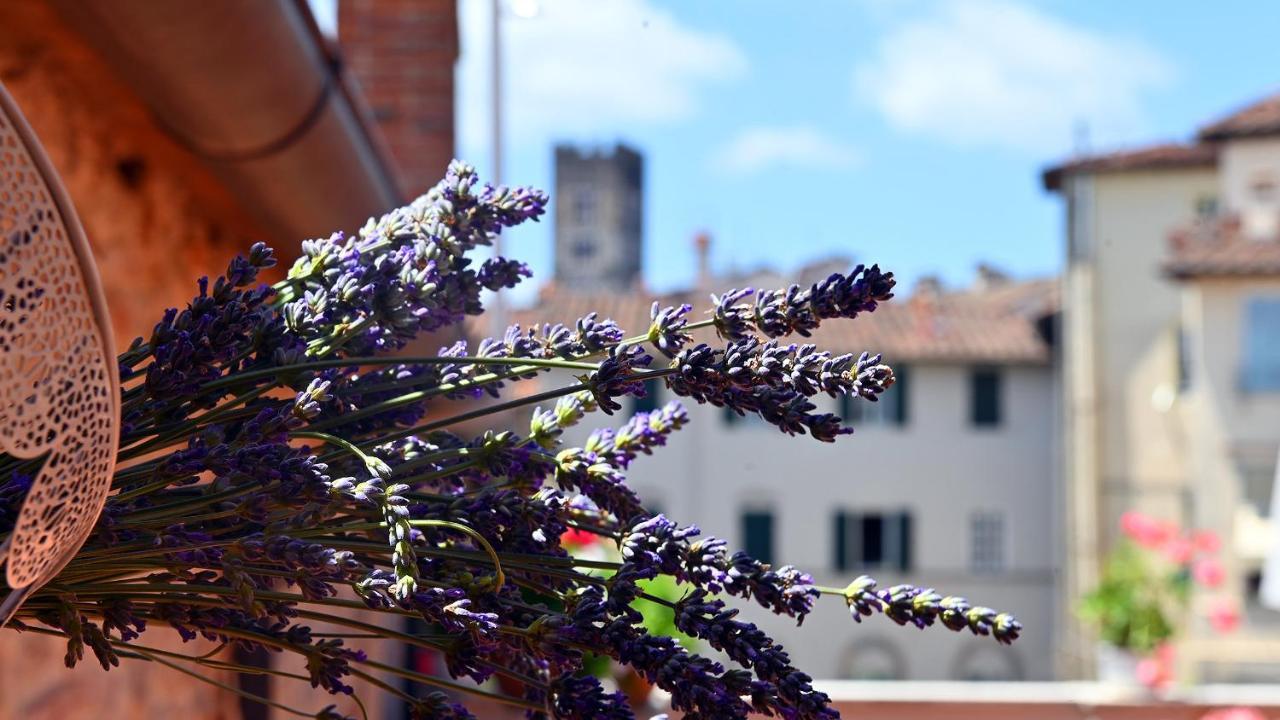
[{"left": 560, "top": 527, "right": 600, "bottom": 549}]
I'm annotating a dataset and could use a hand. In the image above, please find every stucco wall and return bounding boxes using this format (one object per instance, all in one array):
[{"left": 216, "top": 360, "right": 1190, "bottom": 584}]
[
  {"left": 1072, "top": 169, "right": 1217, "bottom": 532},
  {"left": 553, "top": 361, "right": 1058, "bottom": 681},
  {"left": 1179, "top": 276, "right": 1280, "bottom": 670}
]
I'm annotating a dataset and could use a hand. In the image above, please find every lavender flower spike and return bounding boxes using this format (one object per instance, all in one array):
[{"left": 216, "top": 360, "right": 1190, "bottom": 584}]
[{"left": 843, "top": 575, "right": 1022, "bottom": 645}]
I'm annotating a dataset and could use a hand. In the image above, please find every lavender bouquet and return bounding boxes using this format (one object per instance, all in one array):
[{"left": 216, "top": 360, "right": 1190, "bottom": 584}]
[{"left": 0, "top": 162, "right": 1020, "bottom": 719}]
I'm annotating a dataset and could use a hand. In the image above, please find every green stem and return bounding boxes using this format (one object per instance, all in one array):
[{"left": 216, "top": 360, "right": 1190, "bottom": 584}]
[
  {"left": 293, "top": 431, "right": 384, "bottom": 474},
  {"left": 202, "top": 355, "right": 599, "bottom": 393},
  {"left": 121, "top": 384, "right": 274, "bottom": 449},
  {"left": 356, "top": 382, "right": 590, "bottom": 452},
  {"left": 117, "top": 644, "right": 316, "bottom": 718}
]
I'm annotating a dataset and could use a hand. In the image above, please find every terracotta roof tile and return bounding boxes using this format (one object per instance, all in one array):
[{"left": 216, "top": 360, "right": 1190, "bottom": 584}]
[
  {"left": 1199, "top": 91, "right": 1280, "bottom": 141},
  {"left": 1166, "top": 220, "right": 1280, "bottom": 278},
  {"left": 1042, "top": 143, "right": 1217, "bottom": 191},
  {"left": 496, "top": 277, "right": 1058, "bottom": 365}
]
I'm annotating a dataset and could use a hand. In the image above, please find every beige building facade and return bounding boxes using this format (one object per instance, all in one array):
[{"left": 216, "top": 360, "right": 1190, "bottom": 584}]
[
  {"left": 520, "top": 267, "right": 1061, "bottom": 681},
  {"left": 1046, "top": 92, "right": 1280, "bottom": 681}
]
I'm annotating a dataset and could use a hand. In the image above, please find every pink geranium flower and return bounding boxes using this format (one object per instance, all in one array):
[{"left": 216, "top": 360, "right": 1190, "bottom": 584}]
[
  {"left": 1193, "top": 558, "right": 1225, "bottom": 588},
  {"left": 1208, "top": 598, "right": 1240, "bottom": 634},
  {"left": 1136, "top": 643, "right": 1175, "bottom": 689},
  {"left": 1120, "top": 511, "right": 1175, "bottom": 549},
  {"left": 1164, "top": 537, "right": 1194, "bottom": 565},
  {"left": 1192, "top": 529, "right": 1222, "bottom": 554}
]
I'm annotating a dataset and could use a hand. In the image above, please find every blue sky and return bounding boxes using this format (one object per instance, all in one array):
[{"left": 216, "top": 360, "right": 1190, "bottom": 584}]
[{"left": 439, "top": 1, "right": 1280, "bottom": 302}]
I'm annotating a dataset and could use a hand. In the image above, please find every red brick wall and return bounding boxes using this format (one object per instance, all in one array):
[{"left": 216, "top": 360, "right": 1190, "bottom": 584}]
[{"left": 339, "top": 0, "right": 459, "bottom": 199}]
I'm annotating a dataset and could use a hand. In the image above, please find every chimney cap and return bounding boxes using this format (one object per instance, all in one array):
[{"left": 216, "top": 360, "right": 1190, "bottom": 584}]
[
  {"left": 694, "top": 231, "right": 712, "bottom": 287},
  {"left": 915, "top": 275, "right": 944, "bottom": 296},
  {"left": 975, "top": 263, "right": 1011, "bottom": 289}
]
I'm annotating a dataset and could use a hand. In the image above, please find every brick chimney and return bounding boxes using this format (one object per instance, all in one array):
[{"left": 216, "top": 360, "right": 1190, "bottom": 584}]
[
  {"left": 339, "top": 0, "right": 458, "bottom": 199},
  {"left": 694, "top": 231, "right": 712, "bottom": 290},
  {"left": 911, "top": 275, "right": 942, "bottom": 339}
]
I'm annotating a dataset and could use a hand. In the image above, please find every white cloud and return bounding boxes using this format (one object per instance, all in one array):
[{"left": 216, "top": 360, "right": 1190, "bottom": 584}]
[
  {"left": 458, "top": 0, "right": 747, "bottom": 158},
  {"left": 714, "top": 126, "right": 861, "bottom": 175},
  {"left": 853, "top": 0, "right": 1173, "bottom": 153}
]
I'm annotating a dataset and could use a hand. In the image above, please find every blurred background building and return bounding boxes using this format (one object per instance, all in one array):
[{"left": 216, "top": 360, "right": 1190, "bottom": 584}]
[
  {"left": 1046, "top": 93, "right": 1280, "bottom": 683},
  {"left": 521, "top": 214, "right": 1062, "bottom": 683},
  {"left": 553, "top": 143, "right": 645, "bottom": 293}
]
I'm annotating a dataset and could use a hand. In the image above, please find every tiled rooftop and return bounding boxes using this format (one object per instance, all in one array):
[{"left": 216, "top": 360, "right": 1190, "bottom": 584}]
[
  {"left": 1200, "top": 90, "right": 1280, "bottom": 141},
  {"left": 1042, "top": 143, "right": 1218, "bottom": 191},
  {"left": 503, "top": 273, "right": 1058, "bottom": 365},
  {"left": 1167, "top": 218, "right": 1280, "bottom": 279}
]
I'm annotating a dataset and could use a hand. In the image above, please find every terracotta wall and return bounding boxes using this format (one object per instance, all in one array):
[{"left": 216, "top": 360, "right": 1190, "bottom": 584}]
[
  {"left": 0, "top": 1, "right": 457, "bottom": 717},
  {"left": 0, "top": 2, "right": 268, "bottom": 349},
  {"left": 0, "top": 3, "right": 262, "bottom": 717}
]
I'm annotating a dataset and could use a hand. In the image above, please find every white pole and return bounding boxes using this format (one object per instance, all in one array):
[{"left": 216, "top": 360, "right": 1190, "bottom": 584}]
[
  {"left": 1259, "top": 444, "right": 1280, "bottom": 609},
  {"left": 489, "top": 0, "right": 506, "bottom": 336}
]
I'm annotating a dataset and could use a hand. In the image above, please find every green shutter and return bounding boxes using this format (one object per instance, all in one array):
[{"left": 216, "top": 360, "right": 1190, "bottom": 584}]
[
  {"left": 743, "top": 511, "right": 774, "bottom": 565},
  {"left": 839, "top": 393, "right": 859, "bottom": 423},
  {"left": 970, "top": 368, "right": 1001, "bottom": 426},
  {"left": 898, "top": 512, "right": 914, "bottom": 572},
  {"left": 634, "top": 379, "right": 661, "bottom": 413},
  {"left": 834, "top": 512, "right": 847, "bottom": 571},
  {"left": 892, "top": 365, "right": 909, "bottom": 425}
]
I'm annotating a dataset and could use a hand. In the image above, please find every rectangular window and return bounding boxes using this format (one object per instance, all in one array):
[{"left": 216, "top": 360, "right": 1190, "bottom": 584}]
[
  {"left": 1242, "top": 464, "right": 1277, "bottom": 517},
  {"left": 841, "top": 365, "right": 908, "bottom": 427},
  {"left": 1242, "top": 298, "right": 1280, "bottom": 392},
  {"left": 723, "top": 405, "right": 768, "bottom": 428},
  {"left": 571, "top": 236, "right": 596, "bottom": 258},
  {"left": 234, "top": 645, "right": 272, "bottom": 720},
  {"left": 742, "top": 511, "right": 774, "bottom": 565},
  {"left": 970, "top": 511, "right": 1006, "bottom": 573},
  {"left": 1195, "top": 195, "right": 1219, "bottom": 221},
  {"left": 970, "top": 368, "right": 1002, "bottom": 427},
  {"left": 633, "top": 378, "right": 661, "bottom": 414},
  {"left": 573, "top": 186, "right": 597, "bottom": 224},
  {"left": 833, "top": 511, "right": 912, "bottom": 572}
]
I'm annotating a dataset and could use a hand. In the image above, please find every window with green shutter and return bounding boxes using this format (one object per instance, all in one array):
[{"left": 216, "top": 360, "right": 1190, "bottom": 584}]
[
  {"left": 969, "top": 368, "right": 1001, "bottom": 427},
  {"left": 833, "top": 510, "right": 913, "bottom": 572},
  {"left": 633, "top": 378, "right": 661, "bottom": 413},
  {"left": 841, "top": 364, "right": 908, "bottom": 427},
  {"left": 742, "top": 510, "right": 774, "bottom": 565}
]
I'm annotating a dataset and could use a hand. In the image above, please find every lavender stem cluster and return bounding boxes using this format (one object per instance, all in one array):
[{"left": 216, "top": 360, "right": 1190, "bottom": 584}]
[{"left": 0, "top": 161, "right": 1024, "bottom": 720}]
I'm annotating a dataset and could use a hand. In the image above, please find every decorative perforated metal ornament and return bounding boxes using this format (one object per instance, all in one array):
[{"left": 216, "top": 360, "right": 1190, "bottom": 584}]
[{"left": 0, "top": 81, "right": 119, "bottom": 609}]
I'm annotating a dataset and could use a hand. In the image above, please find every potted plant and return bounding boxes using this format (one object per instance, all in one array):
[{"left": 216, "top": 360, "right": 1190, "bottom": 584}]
[{"left": 1081, "top": 511, "right": 1234, "bottom": 688}]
